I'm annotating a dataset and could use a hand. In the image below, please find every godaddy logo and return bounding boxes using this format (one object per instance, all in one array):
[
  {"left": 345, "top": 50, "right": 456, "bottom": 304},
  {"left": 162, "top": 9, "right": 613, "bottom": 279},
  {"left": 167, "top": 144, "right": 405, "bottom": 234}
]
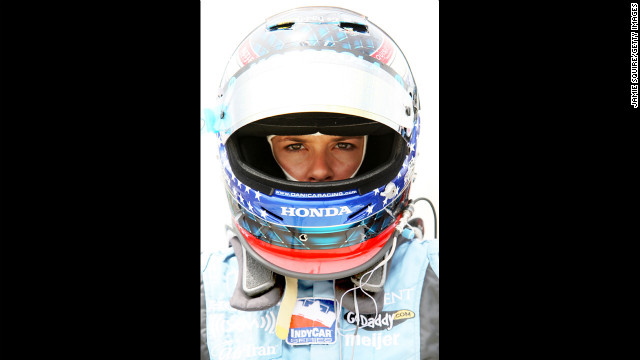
[{"left": 343, "top": 310, "right": 415, "bottom": 331}]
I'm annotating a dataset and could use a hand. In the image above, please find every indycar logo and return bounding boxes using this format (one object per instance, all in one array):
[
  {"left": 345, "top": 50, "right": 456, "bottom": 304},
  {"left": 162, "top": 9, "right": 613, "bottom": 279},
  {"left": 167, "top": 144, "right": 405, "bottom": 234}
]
[{"left": 287, "top": 298, "right": 337, "bottom": 345}]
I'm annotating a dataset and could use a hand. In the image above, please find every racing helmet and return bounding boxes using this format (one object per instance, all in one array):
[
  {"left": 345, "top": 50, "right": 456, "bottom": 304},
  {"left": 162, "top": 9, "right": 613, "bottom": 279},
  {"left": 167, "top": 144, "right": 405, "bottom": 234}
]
[{"left": 207, "top": 6, "right": 422, "bottom": 281}]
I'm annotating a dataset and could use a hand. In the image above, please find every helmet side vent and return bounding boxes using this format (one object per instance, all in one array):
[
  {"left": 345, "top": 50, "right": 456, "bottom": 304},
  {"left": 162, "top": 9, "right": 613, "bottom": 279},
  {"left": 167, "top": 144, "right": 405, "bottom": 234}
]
[
  {"left": 338, "top": 22, "right": 368, "bottom": 33},
  {"left": 268, "top": 22, "right": 295, "bottom": 31}
]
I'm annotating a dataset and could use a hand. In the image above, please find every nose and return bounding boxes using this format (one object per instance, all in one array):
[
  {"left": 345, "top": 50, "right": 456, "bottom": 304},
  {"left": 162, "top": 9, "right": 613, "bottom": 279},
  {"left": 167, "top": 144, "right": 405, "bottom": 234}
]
[{"left": 306, "top": 151, "right": 334, "bottom": 182}]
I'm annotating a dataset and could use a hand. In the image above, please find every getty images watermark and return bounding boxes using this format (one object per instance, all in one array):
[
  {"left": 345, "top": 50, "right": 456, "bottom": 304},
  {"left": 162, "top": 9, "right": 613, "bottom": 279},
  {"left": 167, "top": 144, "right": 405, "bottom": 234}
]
[{"left": 632, "top": 3, "right": 639, "bottom": 108}]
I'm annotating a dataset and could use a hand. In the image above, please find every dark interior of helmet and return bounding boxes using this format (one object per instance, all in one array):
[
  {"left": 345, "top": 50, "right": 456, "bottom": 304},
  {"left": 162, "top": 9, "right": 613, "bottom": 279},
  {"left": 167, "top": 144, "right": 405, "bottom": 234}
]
[
  {"left": 226, "top": 113, "right": 409, "bottom": 195},
  {"left": 234, "top": 112, "right": 384, "bottom": 137}
]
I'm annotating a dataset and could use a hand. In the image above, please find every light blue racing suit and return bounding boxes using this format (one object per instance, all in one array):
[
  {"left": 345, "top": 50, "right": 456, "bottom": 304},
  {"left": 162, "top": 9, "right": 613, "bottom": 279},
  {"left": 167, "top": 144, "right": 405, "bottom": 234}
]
[{"left": 201, "top": 236, "right": 439, "bottom": 360}]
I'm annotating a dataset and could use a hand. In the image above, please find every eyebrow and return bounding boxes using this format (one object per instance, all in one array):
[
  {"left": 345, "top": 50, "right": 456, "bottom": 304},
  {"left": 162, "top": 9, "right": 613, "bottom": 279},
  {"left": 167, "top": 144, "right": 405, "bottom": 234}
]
[{"left": 275, "top": 135, "right": 363, "bottom": 143}]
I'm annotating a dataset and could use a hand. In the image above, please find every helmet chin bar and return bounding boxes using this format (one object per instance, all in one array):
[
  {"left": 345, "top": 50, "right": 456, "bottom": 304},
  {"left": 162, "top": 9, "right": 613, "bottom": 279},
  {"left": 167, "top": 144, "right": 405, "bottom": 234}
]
[
  {"left": 240, "top": 238, "right": 392, "bottom": 298},
  {"left": 230, "top": 197, "right": 423, "bottom": 315},
  {"left": 232, "top": 216, "right": 399, "bottom": 281}
]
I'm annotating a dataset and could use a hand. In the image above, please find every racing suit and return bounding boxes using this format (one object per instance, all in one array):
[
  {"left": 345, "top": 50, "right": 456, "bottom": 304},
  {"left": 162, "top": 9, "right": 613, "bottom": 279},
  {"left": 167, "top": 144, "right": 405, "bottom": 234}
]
[{"left": 201, "top": 233, "right": 438, "bottom": 360}]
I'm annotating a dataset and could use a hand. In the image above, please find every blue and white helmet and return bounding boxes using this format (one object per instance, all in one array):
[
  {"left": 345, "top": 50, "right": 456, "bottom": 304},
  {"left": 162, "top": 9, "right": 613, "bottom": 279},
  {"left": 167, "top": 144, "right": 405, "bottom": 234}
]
[{"left": 205, "top": 6, "right": 421, "bottom": 280}]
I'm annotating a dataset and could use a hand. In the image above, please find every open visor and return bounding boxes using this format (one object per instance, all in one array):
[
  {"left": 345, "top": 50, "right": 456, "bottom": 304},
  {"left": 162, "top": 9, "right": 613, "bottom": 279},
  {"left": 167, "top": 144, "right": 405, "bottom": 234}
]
[
  {"left": 214, "top": 7, "right": 420, "bottom": 143},
  {"left": 219, "top": 49, "right": 415, "bottom": 140}
]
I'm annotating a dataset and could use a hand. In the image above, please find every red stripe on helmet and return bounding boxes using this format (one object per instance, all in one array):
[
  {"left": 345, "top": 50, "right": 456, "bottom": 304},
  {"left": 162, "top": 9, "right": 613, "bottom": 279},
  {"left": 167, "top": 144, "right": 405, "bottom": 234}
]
[
  {"left": 370, "top": 37, "right": 394, "bottom": 64},
  {"left": 235, "top": 217, "right": 400, "bottom": 276}
]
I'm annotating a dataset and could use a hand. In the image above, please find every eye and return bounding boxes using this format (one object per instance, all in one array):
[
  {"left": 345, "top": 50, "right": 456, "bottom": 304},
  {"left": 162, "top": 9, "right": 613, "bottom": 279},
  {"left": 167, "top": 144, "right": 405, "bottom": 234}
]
[
  {"left": 285, "top": 143, "right": 305, "bottom": 151},
  {"left": 335, "top": 142, "right": 355, "bottom": 150}
]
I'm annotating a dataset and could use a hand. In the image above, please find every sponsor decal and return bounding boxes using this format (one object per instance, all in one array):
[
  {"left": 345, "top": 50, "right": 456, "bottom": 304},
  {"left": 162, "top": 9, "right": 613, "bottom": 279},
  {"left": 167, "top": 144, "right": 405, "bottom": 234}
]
[
  {"left": 286, "top": 298, "right": 338, "bottom": 345},
  {"left": 343, "top": 309, "right": 415, "bottom": 331},
  {"left": 208, "top": 310, "right": 281, "bottom": 360},
  {"left": 209, "top": 311, "right": 276, "bottom": 334},
  {"left": 213, "top": 343, "right": 277, "bottom": 360},
  {"left": 384, "top": 287, "right": 416, "bottom": 306},
  {"left": 370, "top": 37, "right": 394, "bottom": 64},
  {"left": 237, "top": 39, "right": 258, "bottom": 66},
  {"left": 274, "top": 190, "right": 358, "bottom": 198},
  {"left": 280, "top": 206, "right": 352, "bottom": 217},
  {"left": 343, "top": 333, "right": 401, "bottom": 350}
]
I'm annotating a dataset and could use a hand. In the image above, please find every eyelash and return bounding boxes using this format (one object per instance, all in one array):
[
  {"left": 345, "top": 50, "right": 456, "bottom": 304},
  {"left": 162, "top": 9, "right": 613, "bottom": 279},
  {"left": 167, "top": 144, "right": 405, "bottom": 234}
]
[
  {"left": 336, "top": 142, "right": 354, "bottom": 150},
  {"left": 285, "top": 143, "right": 305, "bottom": 151}
]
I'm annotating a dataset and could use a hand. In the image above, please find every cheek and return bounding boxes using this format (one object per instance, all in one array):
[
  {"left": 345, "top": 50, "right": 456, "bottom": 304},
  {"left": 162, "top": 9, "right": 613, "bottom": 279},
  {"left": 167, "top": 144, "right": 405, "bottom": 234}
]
[
  {"left": 274, "top": 151, "right": 309, "bottom": 173},
  {"left": 330, "top": 148, "right": 364, "bottom": 173}
]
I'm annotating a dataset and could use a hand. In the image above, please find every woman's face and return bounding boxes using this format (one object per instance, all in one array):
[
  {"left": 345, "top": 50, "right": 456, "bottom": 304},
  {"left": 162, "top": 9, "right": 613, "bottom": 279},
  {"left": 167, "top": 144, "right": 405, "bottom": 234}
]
[{"left": 270, "top": 134, "right": 366, "bottom": 182}]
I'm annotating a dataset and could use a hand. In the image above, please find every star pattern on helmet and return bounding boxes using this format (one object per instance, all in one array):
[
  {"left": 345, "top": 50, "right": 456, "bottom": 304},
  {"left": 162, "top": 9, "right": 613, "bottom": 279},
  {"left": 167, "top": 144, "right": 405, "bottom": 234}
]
[
  {"left": 222, "top": 158, "right": 231, "bottom": 172},
  {"left": 260, "top": 209, "right": 267, "bottom": 218},
  {"left": 254, "top": 191, "right": 262, "bottom": 200},
  {"left": 367, "top": 205, "right": 374, "bottom": 215},
  {"left": 245, "top": 184, "right": 251, "bottom": 193}
]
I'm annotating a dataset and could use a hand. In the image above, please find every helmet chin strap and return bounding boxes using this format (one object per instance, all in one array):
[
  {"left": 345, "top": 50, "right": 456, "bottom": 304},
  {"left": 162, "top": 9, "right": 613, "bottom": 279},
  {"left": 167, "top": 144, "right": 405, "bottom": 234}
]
[{"left": 266, "top": 133, "right": 368, "bottom": 181}]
